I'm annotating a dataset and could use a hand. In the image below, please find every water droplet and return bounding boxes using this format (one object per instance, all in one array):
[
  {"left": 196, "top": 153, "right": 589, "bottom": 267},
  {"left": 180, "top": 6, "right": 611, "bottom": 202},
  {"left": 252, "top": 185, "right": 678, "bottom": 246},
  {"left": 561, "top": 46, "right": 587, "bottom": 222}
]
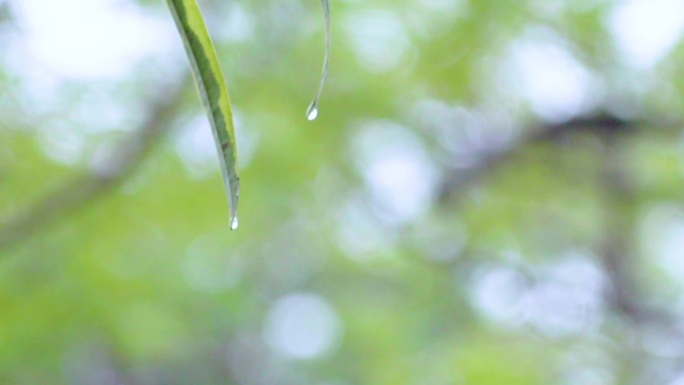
[
  {"left": 230, "top": 216, "right": 239, "bottom": 231},
  {"left": 306, "top": 101, "right": 319, "bottom": 121}
]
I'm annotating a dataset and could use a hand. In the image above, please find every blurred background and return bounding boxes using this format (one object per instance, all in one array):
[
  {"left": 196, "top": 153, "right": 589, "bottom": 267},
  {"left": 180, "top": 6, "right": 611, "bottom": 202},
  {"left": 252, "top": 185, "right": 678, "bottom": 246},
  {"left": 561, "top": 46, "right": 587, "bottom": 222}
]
[{"left": 1, "top": 0, "right": 684, "bottom": 383}]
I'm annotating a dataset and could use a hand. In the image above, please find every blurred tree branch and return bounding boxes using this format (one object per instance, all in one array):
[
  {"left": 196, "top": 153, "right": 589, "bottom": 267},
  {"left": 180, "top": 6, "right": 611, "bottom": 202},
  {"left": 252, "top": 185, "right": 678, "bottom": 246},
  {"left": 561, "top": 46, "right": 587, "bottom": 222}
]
[
  {"left": 438, "top": 112, "right": 684, "bottom": 376},
  {"left": 595, "top": 123, "right": 684, "bottom": 381},
  {"left": 439, "top": 113, "right": 640, "bottom": 201},
  {"left": 438, "top": 111, "right": 684, "bottom": 317},
  {"left": 599, "top": 141, "right": 643, "bottom": 323},
  {"left": 0, "top": 75, "right": 191, "bottom": 252}
]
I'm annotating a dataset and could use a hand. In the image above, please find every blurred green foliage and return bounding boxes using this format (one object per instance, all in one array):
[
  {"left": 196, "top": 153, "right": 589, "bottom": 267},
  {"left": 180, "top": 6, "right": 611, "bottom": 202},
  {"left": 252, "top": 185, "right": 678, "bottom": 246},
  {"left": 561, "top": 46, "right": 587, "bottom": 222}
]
[{"left": 1, "top": 0, "right": 684, "bottom": 384}]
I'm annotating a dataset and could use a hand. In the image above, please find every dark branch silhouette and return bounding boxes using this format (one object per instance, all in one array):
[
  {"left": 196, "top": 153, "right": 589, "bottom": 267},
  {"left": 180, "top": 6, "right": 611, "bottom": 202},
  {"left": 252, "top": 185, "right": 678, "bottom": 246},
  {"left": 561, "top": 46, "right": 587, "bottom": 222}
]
[
  {"left": 438, "top": 113, "right": 684, "bottom": 345},
  {"left": 439, "top": 113, "right": 649, "bottom": 201}
]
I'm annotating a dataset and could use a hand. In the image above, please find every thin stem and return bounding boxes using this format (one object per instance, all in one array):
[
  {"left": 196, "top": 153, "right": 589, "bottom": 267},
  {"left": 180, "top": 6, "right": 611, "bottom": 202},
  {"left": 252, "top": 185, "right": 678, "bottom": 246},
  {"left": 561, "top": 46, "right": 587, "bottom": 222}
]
[{"left": 306, "top": 0, "right": 331, "bottom": 121}]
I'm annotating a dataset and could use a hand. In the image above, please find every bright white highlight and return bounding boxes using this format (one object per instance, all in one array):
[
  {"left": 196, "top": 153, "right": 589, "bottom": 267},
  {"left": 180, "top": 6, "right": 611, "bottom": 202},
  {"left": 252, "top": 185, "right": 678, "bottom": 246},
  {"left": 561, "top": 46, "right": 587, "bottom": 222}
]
[
  {"left": 609, "top": 0, "right": 684, "bottom": 67},
  {"left": 11, "top": 0, "right": 174, "bottom": 80},
  {"left": 353, "top": 121, "right": 440, "bottom": 224},
  {"left": 506, "top": 32, "right": 599, "bottom": 122},
  {"left": 264, "top": 293, "right": 342, "bottom": 359},
  {"left": 344, "top": 11, "right": 410, "bottom": 73}
]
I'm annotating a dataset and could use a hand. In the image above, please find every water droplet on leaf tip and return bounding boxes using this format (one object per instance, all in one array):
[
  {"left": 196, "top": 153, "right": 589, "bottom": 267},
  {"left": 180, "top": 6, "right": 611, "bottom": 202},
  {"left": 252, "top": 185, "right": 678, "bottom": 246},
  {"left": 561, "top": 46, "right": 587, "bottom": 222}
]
[
  {"left": 306, "top": 102, "right": 319, "bottom": 121},
  {"left": 230, "top": 216, "right": 239, "bottom": 231}
]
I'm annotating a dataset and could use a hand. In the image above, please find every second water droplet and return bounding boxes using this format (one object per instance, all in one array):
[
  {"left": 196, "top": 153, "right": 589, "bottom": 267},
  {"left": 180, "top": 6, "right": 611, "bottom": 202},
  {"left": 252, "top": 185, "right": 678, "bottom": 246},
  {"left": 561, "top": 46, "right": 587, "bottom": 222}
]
[{"left": 306, "top": 101, "right": 319, "bottom": 121}]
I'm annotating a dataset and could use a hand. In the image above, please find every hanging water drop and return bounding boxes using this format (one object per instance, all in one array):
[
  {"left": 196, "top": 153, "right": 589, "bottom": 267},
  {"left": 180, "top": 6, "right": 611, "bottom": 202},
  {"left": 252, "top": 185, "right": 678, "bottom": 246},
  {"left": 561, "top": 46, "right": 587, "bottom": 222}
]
[
  {"left": 230, "top": 216, "right": 239, "bottom": 231},
  {"left": 306, "top": 0, "right": 331, "bottom": 120},
  {"left": 306, "top": 101, "right": 319, "bottom": 121}
]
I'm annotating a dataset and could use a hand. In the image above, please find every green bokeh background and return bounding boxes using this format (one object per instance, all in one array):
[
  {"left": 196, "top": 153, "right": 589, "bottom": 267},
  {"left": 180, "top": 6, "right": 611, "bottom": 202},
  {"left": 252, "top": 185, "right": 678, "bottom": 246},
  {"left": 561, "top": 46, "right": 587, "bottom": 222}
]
[{"left": 1, "top": 0, "right": 684, "bottom": 384}]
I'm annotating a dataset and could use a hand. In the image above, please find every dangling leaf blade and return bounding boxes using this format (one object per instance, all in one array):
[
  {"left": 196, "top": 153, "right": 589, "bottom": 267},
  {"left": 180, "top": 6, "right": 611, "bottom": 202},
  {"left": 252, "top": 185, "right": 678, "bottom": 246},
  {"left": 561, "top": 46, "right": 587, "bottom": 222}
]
[{"left": 166, "top": 0, "right": 240, "bottom": 229}]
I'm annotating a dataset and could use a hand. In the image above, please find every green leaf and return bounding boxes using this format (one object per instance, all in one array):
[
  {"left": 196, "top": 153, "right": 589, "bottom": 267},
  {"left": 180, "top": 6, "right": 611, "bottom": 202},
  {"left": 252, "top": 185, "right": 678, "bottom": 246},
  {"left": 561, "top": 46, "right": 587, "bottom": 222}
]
[{"left": 166, "top": 0, "right": 240, "bottom": 230}]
